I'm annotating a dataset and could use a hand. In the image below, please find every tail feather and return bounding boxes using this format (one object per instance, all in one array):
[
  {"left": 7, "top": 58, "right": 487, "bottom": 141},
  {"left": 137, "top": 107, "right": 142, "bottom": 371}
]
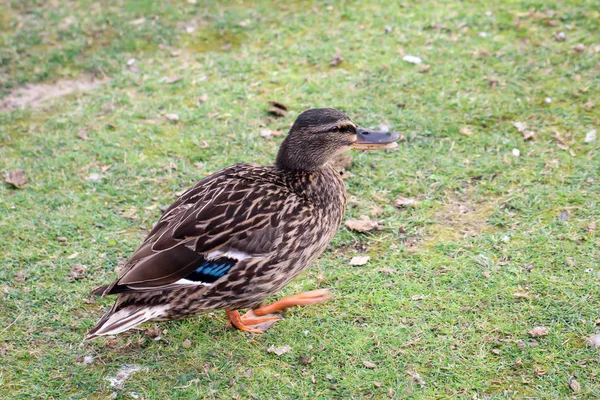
[{"left": 85, "top": 304, "right": 170, "bottom": 340}]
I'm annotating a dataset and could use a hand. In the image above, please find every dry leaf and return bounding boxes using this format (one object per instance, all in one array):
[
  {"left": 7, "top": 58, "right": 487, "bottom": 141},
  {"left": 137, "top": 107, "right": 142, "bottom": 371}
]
[
  {"left": 165, "top": 113, "right": 179, "bottom": 122},
  {"left": 260, "top": 129, "right": 273, "bottom": 139},
  {"left": 128, "top": 17, "right": 146, "bottom": 25},
  {"left": 15, "top": 270, "right": 25, "bottom": 282},
  {"left": 267, "top": 101, "right": 288, "bottom": 117},
  {"left": 70, "top": 264, "right": 87, "bottom": 279},
  {"left": 269, "top": 101, "right": 288, "bottom": 111},
  {"left": 299, "top": 355, "right": 314, "bottom": 365},
  {"left": 5, "top": 170, "right": 27, "bottom": 188},
  {"left": 459, "top": 127, "right": 473, "bottom": 136},
  {"left": 267, "top": 345, "right": 291, "bottom": 356},
  {"left": 513, "top": 122, "right": 527, "bottom": 132},
  {"left": 349, "top": 256, "right": 370, "bottom": 266},
  {"left": 568, "top": 379, "right": 581, "bottom": 392},
  {"left": 163, "top": 76, "right": 183, "bottom": 84},
  {"left": 67, "top": 252, "right": 79, "bottom": 260},
  {"left": 395, "top": 197, "right": 419, "bottom": 208},
  {"left": 528, "top": 326, "right": 549, "bottom": 338},
  {"left": 77, "top": 129, "right": 90, "bottom": 140},
  {"left": 329, "top": 53, "right": 343, "bottom": 67},
  {"left": 586, "top": 333, "right": 600, "bottom": 348},
  {"left": 345, "top": 216, "right": 379, "bottom": 232},
  {"left": 121, "top": 206, "right": 139, "bottom": 220},
  {"left": 587, "top": 221, "right": 596, "bottom": 232},
  {"left": 522, "top": 130, "right": 536, "bottom": 141},
  {"left": 86, "top": 173, "right": 102, "bottom": 182},
  {"left": 362, "top": 360, "right": 376, "bottom": 369}
]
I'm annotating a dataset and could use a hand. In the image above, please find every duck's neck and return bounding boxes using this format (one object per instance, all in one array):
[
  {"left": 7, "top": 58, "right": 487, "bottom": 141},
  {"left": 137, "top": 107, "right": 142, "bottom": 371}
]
[
  {"left": 279, "top": 164, "right": 346, "bottom": 208},
  {"left": 275, "top": 137, "right": 330, "bottom": 172}
]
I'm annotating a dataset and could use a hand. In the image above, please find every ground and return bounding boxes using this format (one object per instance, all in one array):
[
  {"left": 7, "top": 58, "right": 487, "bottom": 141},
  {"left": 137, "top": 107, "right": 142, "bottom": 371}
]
[{"left": 1, "top": 0, "right": 599, "bottom": 398}]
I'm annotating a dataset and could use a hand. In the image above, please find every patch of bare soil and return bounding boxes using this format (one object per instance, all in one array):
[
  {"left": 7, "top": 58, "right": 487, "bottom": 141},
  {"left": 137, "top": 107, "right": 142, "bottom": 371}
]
[
  {"left": 426, "top": 191, "right": 500, "bottom": 243},
  {"left": 0, "top": 75, "right": 109, "bottom": 110}
]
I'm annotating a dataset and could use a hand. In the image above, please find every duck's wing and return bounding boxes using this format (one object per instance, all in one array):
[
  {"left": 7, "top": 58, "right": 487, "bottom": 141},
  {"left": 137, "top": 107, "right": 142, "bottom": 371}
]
[{"left": 92, "top": 164, "right": 293, "bottom": 296}]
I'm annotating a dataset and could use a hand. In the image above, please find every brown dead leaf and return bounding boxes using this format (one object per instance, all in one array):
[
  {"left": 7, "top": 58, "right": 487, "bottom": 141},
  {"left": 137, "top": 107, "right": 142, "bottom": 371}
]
[
  {"left": 15, "top": 270, "right": 25, "bottom": 282},
  {"left": 70, "top": 264, "right": 87, "bottom": 280},
  {"left": 349, "top": 256, "right": 370, "bottom": 266},
  {"left": 5, "top": 170, "right": 27, "bottom": 188},
  {"left": 459, "top": 127, "right": 473, "bottom": 136},
  {"left": 568, "top": 379, "right": 581, "bottom": 392},
  {"left": 362, "top": 360, "right": 376, "bottom": 369},
  {"left": 394, "top": 197, "right": 419, "bottom": 208},
  {"left": 522, "top": 130, "right": 536, "bottom": 141},
  {"left": 586, "top": 333, "right": 600, "bottom": 348},
  {"left": 513, "top": 122, "right": 527, "bottom": 132},
  {"left": 299, "top": 355, "right": 314, "bottom": 364},
  {"left": 528, "top": 326, "right": 549, "bottom": 338},
  {"left": 267, "top": 345, "right": 291, "bottom": 356},
  {"left": 345, "top": 216, "right": 379, "bottom": 232},
  {"left": 267, "top": 101, "right": 288, "bottom": 117},
  {"left": 162, "top": 76, "right": 183, "bottom": 84},
  {"left": 329, "top": 53, "right": 343, "bottom": 67},
  {"left": 77, "top": 129, "right": 90, "bottom": 140},
  {"left": 121, "top": 206, "right": 139, "bottom": 220},
  {"left": 269, "top": 101, "right": 288, "bottom": 112}
]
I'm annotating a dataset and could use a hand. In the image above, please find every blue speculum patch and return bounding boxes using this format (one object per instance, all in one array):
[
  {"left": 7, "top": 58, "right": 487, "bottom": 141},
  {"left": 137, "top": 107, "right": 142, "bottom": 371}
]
[{"left": 184, "top": 257, "right": 237, "bottom": 283}]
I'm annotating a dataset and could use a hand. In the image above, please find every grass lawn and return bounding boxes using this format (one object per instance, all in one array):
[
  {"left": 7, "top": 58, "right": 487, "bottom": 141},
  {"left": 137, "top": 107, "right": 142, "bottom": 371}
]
[{"left": 1, "top": 0, "right": 599, "bottom": 398}]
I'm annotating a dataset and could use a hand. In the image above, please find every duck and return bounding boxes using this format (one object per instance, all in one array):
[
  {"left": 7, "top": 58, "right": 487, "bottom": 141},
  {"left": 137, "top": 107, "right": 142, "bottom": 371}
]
[{"left": 86, "top": 108, "right": 400, "bottom": 339}]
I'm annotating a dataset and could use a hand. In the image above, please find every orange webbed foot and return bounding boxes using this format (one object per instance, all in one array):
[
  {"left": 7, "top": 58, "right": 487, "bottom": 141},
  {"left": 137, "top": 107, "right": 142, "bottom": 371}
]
[
  {"left": 252, "top": 289, "right": 333, "bottom": 316},
  {"left": 225, "top": 310, "right": 281, "bottom": 334}
]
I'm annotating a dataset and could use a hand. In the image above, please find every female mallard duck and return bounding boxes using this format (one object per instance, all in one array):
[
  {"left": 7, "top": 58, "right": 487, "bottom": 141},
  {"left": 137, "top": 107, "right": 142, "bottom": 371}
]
[{"left": 86, "top": 108, "right": 399, "bottom": 339}]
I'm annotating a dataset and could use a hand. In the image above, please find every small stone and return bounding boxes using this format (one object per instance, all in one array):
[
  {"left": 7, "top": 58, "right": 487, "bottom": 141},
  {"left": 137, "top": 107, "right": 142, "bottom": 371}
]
[
  {"left": 573, "top": 44, "right": 585, "bottom": 52},
  {"left": 182, "top": 339, "right": 192, "bottom": 348},
  {"left": 165, "top": 113, "right": 179, "bottom": 122}
]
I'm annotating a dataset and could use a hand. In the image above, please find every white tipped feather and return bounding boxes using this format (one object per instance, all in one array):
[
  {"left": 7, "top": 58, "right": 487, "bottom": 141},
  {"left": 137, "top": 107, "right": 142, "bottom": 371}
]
[
  {"left": 85, "top": 305, "right": 170, "bottom": 339},
  {"left": 206, "top": 249, "right": 250, "bottom": 261}
]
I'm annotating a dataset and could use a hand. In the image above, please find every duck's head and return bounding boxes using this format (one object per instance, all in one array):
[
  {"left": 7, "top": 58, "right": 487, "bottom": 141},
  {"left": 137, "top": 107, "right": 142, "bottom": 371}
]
[{"left": 276, "top": 108, "right": 400, "bottom": 171}]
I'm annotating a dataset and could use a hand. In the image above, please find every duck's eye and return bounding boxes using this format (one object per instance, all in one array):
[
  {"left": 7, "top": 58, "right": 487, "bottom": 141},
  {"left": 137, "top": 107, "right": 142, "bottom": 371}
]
[{"left": 329, "top": 126, "right": 340, "bottom": 133}]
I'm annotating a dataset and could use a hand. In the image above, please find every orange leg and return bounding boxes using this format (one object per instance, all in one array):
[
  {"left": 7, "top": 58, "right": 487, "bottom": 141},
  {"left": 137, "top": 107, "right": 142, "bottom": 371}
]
[
  {"left": 225, "top": 310, "right": 281, "bottom": 334},
  {"left": 252, "top": 289, "right": 333, "bottom": 316}
]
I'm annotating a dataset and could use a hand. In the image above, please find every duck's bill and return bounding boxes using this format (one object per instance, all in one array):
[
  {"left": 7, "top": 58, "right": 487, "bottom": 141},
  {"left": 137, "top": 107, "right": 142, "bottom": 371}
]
[{"left": 351, "top": 127, "right": 401, "bottom": 150}]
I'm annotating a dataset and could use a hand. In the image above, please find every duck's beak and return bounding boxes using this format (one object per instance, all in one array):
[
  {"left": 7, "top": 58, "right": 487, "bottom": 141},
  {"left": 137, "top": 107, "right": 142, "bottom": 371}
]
[{"left": 351, "top": 127, "right": 401, "bottom": 150}]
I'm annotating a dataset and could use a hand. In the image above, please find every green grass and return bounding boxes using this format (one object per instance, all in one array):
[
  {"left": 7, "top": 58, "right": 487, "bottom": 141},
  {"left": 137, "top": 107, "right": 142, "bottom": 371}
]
[{"left": 1, "top": 0, "right": 599, "bottom": 398}]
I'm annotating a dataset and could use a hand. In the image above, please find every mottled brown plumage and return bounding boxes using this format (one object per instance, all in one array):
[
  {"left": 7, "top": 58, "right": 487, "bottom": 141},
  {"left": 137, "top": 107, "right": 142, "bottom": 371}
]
[{"left": 86, "top": 108, "right": 399, "bottom": 339}]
